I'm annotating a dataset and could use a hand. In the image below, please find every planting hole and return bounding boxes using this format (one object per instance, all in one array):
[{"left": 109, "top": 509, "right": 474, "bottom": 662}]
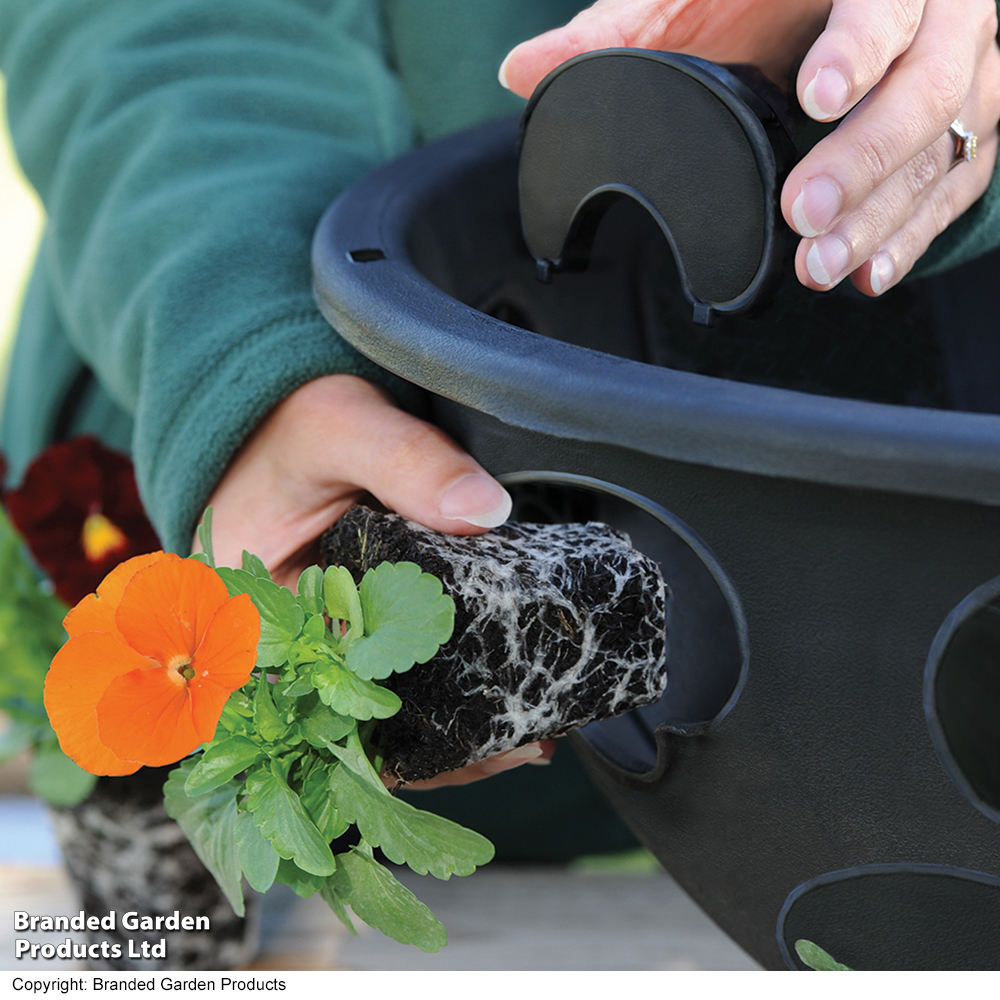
[
  {"left": 925, "top": 579, "right": 1000, "bottom": 821},
  {"left": 501, "top": 472, "right": 747, "bottom": 773},
  {"left": 778, "top": 864, "right": 1000, "bottom": 970}
]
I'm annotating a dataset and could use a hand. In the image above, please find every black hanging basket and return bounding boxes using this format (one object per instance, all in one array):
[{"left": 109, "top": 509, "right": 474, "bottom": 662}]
[{"left": 311, "top": 59, "right": 1000, "bottom": 970}]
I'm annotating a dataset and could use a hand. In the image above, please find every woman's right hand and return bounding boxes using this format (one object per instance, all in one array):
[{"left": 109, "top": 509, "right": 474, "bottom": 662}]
[
  {"left": 199, "top": 374, "right": 512, "bottom": 589},
  {"left": 197, "top": 373, "right": 556, "bottom": 787}
]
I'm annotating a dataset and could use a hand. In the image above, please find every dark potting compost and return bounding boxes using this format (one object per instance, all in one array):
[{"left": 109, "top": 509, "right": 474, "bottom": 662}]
[{"left": 321, "top": 506, "right": 668, "bottom": 783}]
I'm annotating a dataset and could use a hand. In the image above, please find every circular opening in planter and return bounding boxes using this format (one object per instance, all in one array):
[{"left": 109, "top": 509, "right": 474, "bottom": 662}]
[
  {"left": 925, "top": 577, "right": 1000, "bottom": 822},
  {"left": 500, "top": 471, "right": 748, "bottom": 774},
  {"left": 777, "top": 864, "right": 1000, "bottom": 970}
]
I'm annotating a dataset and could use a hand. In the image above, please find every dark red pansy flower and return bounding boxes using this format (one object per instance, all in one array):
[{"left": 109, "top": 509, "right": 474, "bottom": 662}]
[{"left": 3, "top": 436, "right": 161, "bottom": 606}]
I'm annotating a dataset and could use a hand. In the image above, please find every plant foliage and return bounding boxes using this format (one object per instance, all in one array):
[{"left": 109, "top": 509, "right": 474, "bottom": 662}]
[
  {"left": 0, "top": 508, "right": 96, "bottom": 805},
  {"left": 794, "top": 939, "right": 853, "bottom": 971},
  {"left": 164, "top": 514, "right": 493, "bottom": 952}
]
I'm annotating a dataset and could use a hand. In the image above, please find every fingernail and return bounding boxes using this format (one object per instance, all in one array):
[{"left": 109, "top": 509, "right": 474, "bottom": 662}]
[
  {"left": 806, "top": 235, "right": 850, "bottom": 287},
  {"left": 498, "top": 49, "right": 515, "bottom": 90},
  {"left": 802, "top": 66, "right": 850, "bottom": 121},
  {"left": 791, "top": 178, "right": 842, "bottom": 237},
  {"left": 526, "top": 754, "right": 552, "bottom": 766},
  {"left": 869, "top": 252, "right": 895, "bottom": 295},
  {"left": 439, "top": 473, "right": 512, "bottom": 528}
]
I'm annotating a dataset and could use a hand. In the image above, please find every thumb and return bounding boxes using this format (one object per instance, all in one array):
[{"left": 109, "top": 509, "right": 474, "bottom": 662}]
[{"left": 342, "top": 392, "right": 512, "bottom": 536}]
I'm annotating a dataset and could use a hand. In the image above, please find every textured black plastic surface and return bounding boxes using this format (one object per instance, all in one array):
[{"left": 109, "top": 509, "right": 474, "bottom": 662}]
[
  {"left": 518, "top": 51, "right": 797, "bottom": 323},
  {"left": 312, "top": 118, "right": 1000, "bottom": 507},
  {"left": 312, "top": 117, "right": 1000, "bottom": 970},
  {"left": 777, "top": 865, "right": 1000, "bottom": 970}
]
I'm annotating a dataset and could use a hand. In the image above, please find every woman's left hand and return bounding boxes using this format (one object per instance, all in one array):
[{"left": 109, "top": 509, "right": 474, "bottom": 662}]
[
  {"left": 780, "top": 0, "right": 1000, "bottom": 296},
  {"left": 501, "top": 0, "right": 1000, "bottom": 296}
]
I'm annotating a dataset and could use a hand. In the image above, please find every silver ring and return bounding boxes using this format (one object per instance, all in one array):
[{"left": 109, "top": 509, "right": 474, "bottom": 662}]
[{"left": 948, "top": 118, "right": 978, "bottom": 170}]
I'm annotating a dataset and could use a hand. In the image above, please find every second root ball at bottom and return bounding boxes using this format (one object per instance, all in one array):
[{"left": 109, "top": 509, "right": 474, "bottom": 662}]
[{"left": 321, "top": 507, "right": 668, "bottom": 783}]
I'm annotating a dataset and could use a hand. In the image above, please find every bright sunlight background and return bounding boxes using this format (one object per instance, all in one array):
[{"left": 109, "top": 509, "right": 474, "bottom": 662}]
[{"left": 0, "top": 74, "right": 45, "bottom": 403}]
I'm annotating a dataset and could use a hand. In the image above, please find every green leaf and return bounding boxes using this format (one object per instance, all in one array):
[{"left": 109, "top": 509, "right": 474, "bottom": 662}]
[
  {"left": 195, "top": 507, "right": 216, "bottom": 569},
  {"left": 318, "top": 878, "right": 358, "bottom": 936},
  {"left": 296, "top": 566, "right": 325, "bottom": 616},
  {"left": 347, "top": 562, "right": 454, "bottom": 680},
  {"left": 300, "top": 699, "right": 356, "bottom": 749},
  {"left": 28, "top": 744, "right": 97, "bottom": 807},
  {"left": 164, "top": 761, "right": 244, "bottom": 916},
  {"left": 217, "top": 693, "right": 254, "bottom": 737},
  {"left": 217, "top": 567, "right": 304, "bottom": 668},
  {"left": 327, "top": 847, "right": 447, "bottom": 952},
  {"left": 287, "top": 641, "right": 320, "bottom": 671},
  {"left": 235, "top": 810, "right": 280, "bottom": 894},
  {"left": 328, "top": 733, "right": 493, "bottom": 879},
  {"left": 275, "top": 858, "right": 327, "bottom": 898},
  {"left": 184, "top": 737, "right": 263, "bottom": 796},
  {"left": 245, "top": 764, "right": 336, "bottom": 877},
  {"left": 241, "top": 551, "right": 271, "bottom": 580},
  {"left": 253, "top": 675, "right": 286, "bottom": 743},
  {"left": 794, "top": 940, "right": 853, "bottom": 971},
  {"left": 301, "top": 614, "right": 326, "bottom": 644},
  {"left": 331, "top": 766, "right": 494, "bottom": 879},
  {"left": 323, "top": 565, "right": 363, "bottom": 636},
  {"left": 312, "top": 657, "right": 401, "bottom": 720},
  {"left": 300, "top": 761, "right": 350, "bottom": 842},
  {"left": 281, "top": 675, "right": 315, "bottom": 699}
]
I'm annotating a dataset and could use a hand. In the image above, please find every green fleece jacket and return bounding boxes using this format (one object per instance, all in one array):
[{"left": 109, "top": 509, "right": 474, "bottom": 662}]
[{"left": 2, "top": 0, "right": 999, "bottom": 555}]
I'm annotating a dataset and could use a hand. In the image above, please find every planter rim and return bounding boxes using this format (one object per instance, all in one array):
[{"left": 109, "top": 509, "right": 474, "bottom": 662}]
[{"left": 312, "top": 116, "right": 1000, "bottom": 506}]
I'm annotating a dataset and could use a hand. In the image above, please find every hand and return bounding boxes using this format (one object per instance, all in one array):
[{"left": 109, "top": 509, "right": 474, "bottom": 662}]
[
  {"left": 400, "top": 740, "right": 557, "bottom": 791},
  {"left": 201, "top": 373, "right": 548, "bottom": 788},
  {"left": 202, "top": 374, "right": 512, "bottom": 586},
  {"left": 781, "top": 0, "right": 1000, "bottom": 296},
  {"left": 500, "top": 0, "right": 1000, "bottom": 296},
  {"left": 498, "top": 0, "right": 832, "bottom": 96}
]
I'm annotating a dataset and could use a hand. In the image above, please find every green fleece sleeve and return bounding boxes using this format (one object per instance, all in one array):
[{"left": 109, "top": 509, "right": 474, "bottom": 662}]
[
  {"left": 909, "top": 0, "right": 1000, "bottom": 278},
  {"left": 0, "top": 0, "right": 421, "bottom": 553},
  {"left": 912, "top": 162, "right": 1000, "bottom": 279}
]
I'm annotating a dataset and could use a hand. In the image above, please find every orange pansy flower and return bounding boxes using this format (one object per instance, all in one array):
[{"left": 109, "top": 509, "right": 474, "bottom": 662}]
[{"left": 45, "top": 551, "right": 260, "bottom": 775}]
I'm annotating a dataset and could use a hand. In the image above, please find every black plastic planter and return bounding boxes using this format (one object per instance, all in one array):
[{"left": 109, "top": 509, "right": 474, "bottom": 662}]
[{"left": 312, "top": 115, "right": 1000, "bottom": 970}]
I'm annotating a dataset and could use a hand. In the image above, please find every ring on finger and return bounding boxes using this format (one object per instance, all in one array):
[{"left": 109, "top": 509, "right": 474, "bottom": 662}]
[{"left": 948, "top": 118, "right": 978, "bottom": 170}]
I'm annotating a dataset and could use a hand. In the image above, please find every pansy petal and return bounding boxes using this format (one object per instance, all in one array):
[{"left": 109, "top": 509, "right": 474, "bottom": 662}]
[
  {"left": 44, "top": 631, "right": 148, "bottom": 775},
  {"left": 64, "top": 551, "right": 171, "bottom": 639},
  {"left": 187, "top": 594, "right": 260, "bottom": 740},
  {"left": 192, "top": 594, "right": 261, "bottom": 690},
  {"left": 116, "top": 557, "right": 230, "bottom": 665},
  {"left": 187, "top": 681, "right": 237, "bottom": 745},
  {"left": 96, "top": 668, "right": 202, "bottom": 767}
]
